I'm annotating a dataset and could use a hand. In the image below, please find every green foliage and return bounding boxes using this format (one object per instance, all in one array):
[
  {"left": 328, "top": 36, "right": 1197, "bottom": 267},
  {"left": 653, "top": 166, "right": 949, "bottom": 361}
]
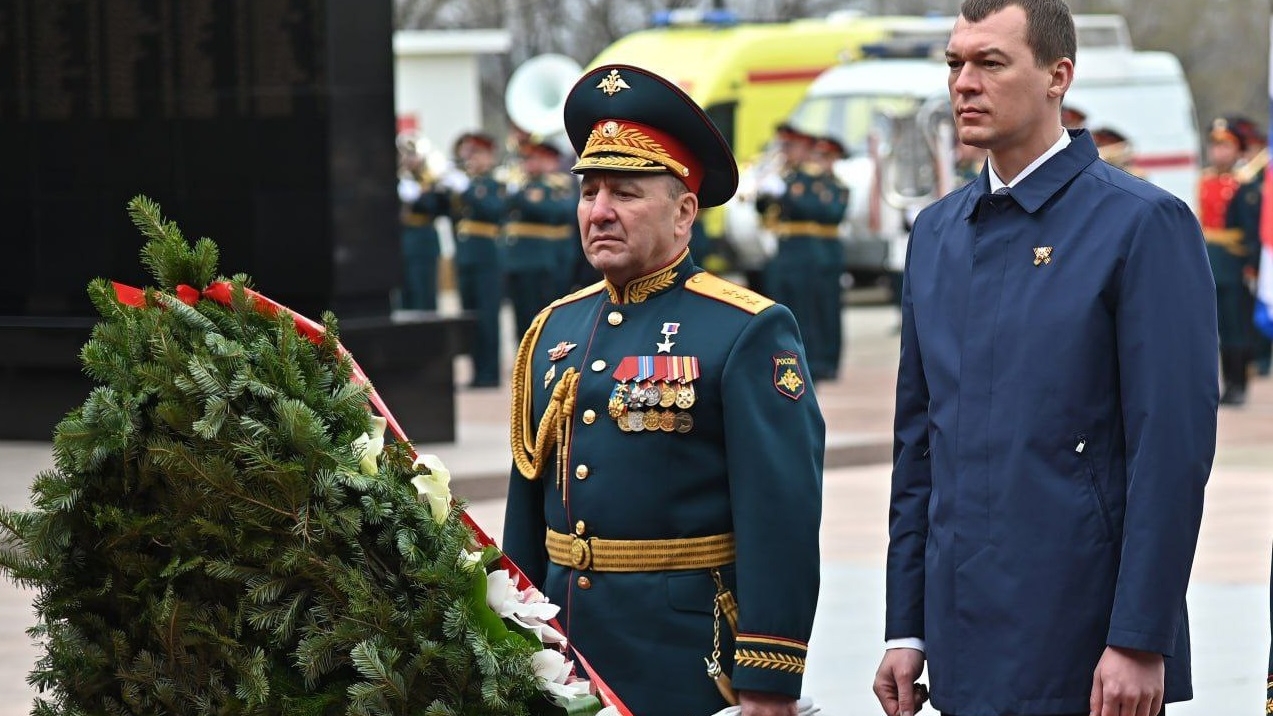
[{"left": 0, "top": 196, "right": 550, "bottom": 715}]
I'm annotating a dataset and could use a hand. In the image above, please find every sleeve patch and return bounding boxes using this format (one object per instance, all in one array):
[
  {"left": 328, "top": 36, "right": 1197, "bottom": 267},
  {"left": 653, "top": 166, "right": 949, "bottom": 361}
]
[{"left": 772, "top": 350, "right": 806, "bottom": 400}]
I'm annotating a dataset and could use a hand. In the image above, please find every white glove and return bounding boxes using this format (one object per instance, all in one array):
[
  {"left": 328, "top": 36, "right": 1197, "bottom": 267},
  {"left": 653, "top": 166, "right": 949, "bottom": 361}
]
[
  {"left": 709, "top": 696, "right": 821, "bottom": 716},
  {"left": 438, "top": 168, "right": 471, "bottom": 194},
  {"left": 756, "top": 172, "right": 788, "bottom": 198},
  {"left": 397, "top": 177, "right": 423, "bottom": 203}
]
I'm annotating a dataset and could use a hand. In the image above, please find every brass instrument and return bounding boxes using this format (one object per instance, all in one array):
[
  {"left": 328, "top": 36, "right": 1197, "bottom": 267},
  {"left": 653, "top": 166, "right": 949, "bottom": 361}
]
[{"left": 875, "top": 95, "right": 956, "bottom": 215}]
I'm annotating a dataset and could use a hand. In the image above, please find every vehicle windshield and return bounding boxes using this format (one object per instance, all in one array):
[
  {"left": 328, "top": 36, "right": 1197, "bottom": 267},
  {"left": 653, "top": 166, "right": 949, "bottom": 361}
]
[{"left": 786, "top": 93, "right": 928, "bottom": 155}]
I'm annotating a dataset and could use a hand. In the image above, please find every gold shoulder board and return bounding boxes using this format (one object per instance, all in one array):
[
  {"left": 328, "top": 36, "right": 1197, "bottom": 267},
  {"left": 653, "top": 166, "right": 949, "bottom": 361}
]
[
  {"left": 685, "top": 273, "right": 775, "bottom": 315},
  {"left": 547, "top": 281, "right": 606, "bottom": 310}
]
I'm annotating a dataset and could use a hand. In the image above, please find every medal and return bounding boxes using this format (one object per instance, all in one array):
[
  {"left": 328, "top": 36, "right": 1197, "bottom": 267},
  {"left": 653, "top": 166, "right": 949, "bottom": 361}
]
[
  {"left": 642, "top": 385, "right": 661, "bottom": 407},
  {"left": 608, "top": 383, "right": 629, "bottom": 419},
  {"left": 658, "top": 381, "right": 677, "bottom": 408},
  {"left": 628, "top": 410, "right": 646, "bottom": 432},
  {"left": 675, "top": 383, "right": 696, "bottom": 409},
  {"left": 674, "top": 412, "right": 694, "bottom": 433},
  {"left": 659, "top": 410, "right": 676, "bottom": 432},
  {"left": 642, "top": 410, "right": 661, "bottom": 431}
]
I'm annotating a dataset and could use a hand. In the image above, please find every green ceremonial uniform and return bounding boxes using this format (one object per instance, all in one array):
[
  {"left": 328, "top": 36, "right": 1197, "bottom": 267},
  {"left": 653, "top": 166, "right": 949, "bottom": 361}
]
[
  {"left": 505, "top": 252, "right": 823, "bottom": 716},
  {"left": 451, "top": 172, "right": 506, "bottom": 386},
  {"left": 505, "top": 172, "right": 579, "bottom": 337},
  {"left": 400, "top": 176, "right": 447, "bottom": 311},
  {"left": 758, "top": 165, "right": 847, "bottom": 381}
]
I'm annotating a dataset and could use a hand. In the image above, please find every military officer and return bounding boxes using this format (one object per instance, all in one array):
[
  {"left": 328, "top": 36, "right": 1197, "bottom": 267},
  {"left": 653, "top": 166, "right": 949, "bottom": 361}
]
[
  {"left": 1228, "top": 116, "right": 1272, "bottom": 378},
  {"left": 756, "top": 126, "right": 846, "bottom": 382},
  {"left": 504, "top": 138, "right": 580, "bottom": 337},
  {"left": 1200, "top": 117, "right": 1256, "bottom": 405},
  {"left": 444, "top": 132, "right": 507, "bottom": 388},
  {"left": 503, "top": 64, "right": 824, "bottom": 716},
  {"left": 398, "top": 150, "right": 447, "bottom": 312}
]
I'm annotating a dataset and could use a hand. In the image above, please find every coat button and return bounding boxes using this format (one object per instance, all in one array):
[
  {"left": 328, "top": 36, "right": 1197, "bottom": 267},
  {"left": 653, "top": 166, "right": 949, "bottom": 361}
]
[
  {"left": 590, "top": 359, "right": 606, "bottom": 372},
  {"left": 577, "top": 576, "right": 592, "bottom": 589},
  {"left": 575, "top": 520, "right": 586, "bottom": 536},
  {"left": 575, "top": 464, "right": 590, "bottom": 480},
  {"left": 582, "top": 409, "right": 596, "bottom": 424},
  {"left": 607, "top": 311, "right": 623, "bottom": 326}
]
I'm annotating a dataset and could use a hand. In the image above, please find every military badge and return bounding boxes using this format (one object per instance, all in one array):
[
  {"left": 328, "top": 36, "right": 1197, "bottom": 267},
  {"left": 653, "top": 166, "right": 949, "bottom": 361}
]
[
  {"left": 543, "top": 364, "right": 556, "bottom": 389},
  {"left": 1033, "top": 246, "right": 1053, "bottom": 266},
  {"left": 656, "top": 322, "right": 679, "bottom": 353},
  {"left": 547, "top": 341, "right": 578, "bottom": 361},
  {"left": 772, "top": 350, "right": 806, "bottom": 400}
]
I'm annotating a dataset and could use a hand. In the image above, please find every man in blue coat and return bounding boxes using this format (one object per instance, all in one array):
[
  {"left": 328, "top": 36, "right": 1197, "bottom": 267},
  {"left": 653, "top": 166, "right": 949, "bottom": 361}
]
[
  {"left": 503, "top": 64, "right": 824, "bottom": 716},
  {"left": 872, "top": 1, "right": 1218, "bottom": 715}
]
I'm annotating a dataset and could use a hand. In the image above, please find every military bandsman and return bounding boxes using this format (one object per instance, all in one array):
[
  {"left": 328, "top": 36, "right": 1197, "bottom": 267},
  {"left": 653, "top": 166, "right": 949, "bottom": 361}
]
[{"left": 445, "top": 132, "right": 507, "bottom": 388}]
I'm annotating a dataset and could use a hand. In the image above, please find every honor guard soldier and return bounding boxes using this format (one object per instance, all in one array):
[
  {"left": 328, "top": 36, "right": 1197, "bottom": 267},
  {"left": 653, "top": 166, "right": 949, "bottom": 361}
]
[
  {"left": 755, "top": 125, "right": 846, "bottom": 382},
  {"left": 1200, "top": 117, "right": 1258, "bottom": 405},
  {"left": 503, "top": 64, "right": 824, "bottom": 716},
  {"left": 445, "top": 131, "right": 507, "bottom": 388},
  {"left": 809, "top": 135, "right": 851, "bottom": 382},
  {"left": 505, "top": 138, "right": 580, "bottom": 337},
  {"left": 398, "top": 148, "right": 447, "bottom": 311},
  {"left": 1229, "top": 117, "right": 1273, "bottom": 378}
]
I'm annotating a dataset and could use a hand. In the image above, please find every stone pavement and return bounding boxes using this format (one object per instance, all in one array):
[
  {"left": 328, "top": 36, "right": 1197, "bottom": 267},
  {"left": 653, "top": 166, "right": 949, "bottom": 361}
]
[{"left": 0, "top": 298, "right": 1270, "bottom": 714}]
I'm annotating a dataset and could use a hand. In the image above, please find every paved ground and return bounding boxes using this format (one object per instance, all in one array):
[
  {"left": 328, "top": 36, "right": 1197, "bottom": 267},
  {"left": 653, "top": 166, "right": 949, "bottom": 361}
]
[{"left": 0, "top": 296, "right": 1269, "bottom": 714}]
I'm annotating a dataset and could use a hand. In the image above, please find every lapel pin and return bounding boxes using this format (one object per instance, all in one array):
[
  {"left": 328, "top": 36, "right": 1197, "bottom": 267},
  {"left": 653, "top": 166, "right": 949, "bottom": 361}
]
[
  {"left": 543, "top": 364, "right": 556, "bottom": 389},
  {"left": 1033, "top": 247, "right": 1053, "bottom": 266}
]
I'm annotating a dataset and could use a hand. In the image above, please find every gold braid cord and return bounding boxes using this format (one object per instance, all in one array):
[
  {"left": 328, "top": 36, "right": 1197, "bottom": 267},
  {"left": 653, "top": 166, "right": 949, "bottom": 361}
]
[{"left": 510, "top": 309, "right": 579, "bottom": 493}]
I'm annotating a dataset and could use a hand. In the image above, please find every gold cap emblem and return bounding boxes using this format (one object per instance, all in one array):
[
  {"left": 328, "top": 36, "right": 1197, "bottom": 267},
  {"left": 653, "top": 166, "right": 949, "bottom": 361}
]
[
  {"left": 602, "top": 120, "right": 619, "bottom": 138},
  {"left": 596, "top": 69, "right": 631, "bottom": 96}
]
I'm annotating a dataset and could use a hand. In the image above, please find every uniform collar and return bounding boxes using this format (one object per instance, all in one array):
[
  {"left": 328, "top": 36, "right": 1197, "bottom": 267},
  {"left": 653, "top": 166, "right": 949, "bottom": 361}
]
[
  {"left": 604, "top": 249, "right": 695, "bottom": 304},
  {"left": 964, "top": 129, "right": 1099, "bottom": 219}
]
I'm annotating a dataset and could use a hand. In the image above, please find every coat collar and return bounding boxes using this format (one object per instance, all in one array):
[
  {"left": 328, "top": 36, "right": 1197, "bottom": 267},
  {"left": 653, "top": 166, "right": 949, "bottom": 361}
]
[
  {"left": 963, "top": 129, "right": 1100, "bottom": 220},
  {"left": 604, "top": 249, "right": 696, "bottom": 304}
]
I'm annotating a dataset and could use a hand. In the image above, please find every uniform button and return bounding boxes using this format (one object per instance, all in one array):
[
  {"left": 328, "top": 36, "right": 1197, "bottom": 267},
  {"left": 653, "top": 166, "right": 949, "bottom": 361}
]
[
  {"left": 575, "top": 520, "right": 586, "bottom": 535},
  {"left": 607, "top": 311, "right": 623, "bottom": 326},
  {"left": 575, "top": 464, "right": 590, "bottom": 480},
  {"left": 577, "top": 576, "right": 592, "bottom": 590},
  {"left": 591, "top": 359, "right": 606, "bottom": 372},
  {"left": 582, "top": 409, "right": 596, "bottom": 424}
]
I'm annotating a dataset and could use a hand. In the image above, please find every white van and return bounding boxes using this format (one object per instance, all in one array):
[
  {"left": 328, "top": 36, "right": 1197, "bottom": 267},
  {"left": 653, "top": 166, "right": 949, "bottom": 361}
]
[{"left": 723, "top": 17, "right": 1200, "bottom": 285}]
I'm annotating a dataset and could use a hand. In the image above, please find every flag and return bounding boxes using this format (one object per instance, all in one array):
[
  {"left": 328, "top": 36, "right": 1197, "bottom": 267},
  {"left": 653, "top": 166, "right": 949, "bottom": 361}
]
[{"left": 1258, "top": 16, "right": 1273, "bottom": 339}]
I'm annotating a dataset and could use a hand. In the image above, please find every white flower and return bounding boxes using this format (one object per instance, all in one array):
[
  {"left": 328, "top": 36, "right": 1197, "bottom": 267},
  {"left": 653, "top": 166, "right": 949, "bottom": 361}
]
[
  {"left": 457, "top": 548, "right": 483, "bottom": 571},
  {"left": 351, "top": 416, "right": 388, "bottom": 476},
  {"left": 486, "top": 570, "right": 567, "bottom": 645},
  {"left": 409, "top": 453, "right": 452, "bottom": 524},
  {"left": 531, "top": 649, "right": 592, "bottom": 701},
  {"left": 596, "top": 708, "right": 621, "bottom": 716}
]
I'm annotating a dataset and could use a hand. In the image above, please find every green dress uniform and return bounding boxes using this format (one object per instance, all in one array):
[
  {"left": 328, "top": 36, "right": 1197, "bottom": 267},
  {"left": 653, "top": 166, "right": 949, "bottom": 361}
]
[
  {"left": 758, "top": 165, "right": 847, "bottom": 381},
  {"left": 504, "top": 63, "right": 824, "bottom": 716},
  {"left": 399, "top": 175, "right": 447, "bottom": 311},
  {"left": 1228, "top": 158, "right": 1271, "bottom": 375},
  {"left": 451, "top": 171, "right": 506, "bottom": 387},
  {"left": 813, "top": 169, "right": 848, "bottom": 382},
  {"left": 505, "top": 253, "right": 824, "bottom": 716},
  {"left": 505, "top": 172, "right": 579, "bottom": 337}
]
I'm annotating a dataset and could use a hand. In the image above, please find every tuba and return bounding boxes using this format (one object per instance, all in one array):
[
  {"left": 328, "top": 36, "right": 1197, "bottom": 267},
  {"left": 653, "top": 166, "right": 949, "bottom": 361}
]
[
  {"left": 505, "top": 53, "right": 582, "bottom": 156},
  {"left": 875, "top": 95, "right": 957, "bottom": 214}
]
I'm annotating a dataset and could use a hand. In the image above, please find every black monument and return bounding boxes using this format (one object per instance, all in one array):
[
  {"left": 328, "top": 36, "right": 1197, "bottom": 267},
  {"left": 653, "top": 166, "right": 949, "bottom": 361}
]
[{"left": 0, "top": 0, "right": 468, "bottom": 443}]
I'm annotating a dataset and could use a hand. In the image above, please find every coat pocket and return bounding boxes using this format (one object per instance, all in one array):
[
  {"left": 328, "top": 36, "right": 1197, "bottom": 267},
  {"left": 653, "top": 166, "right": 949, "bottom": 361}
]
[
  {"left": 1074, "top": 433, "right": 1114, "bottom": 542},
  {"left": 666, "top": 566, "right": 736, "bottom": 614}
]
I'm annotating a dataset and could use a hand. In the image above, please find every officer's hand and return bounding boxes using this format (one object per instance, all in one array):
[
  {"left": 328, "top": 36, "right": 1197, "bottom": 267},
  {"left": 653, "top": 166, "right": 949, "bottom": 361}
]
[
  {"left": 757, "top": 173, "right": 787, "bottom": 198},
  {"left": 872, "top": 648, "right": 925, "bottom": 716},
  {"left": 738, "top": 689, "right": 797, "bottom": 716},
  {"left": 398, "top": 178, "right": 423, "bottom": 203},
  {"left": 438, "top": 169, "right": 470, "bottom": 194},
  {"left": 1088, "top": 645, "right": 1164, "bottom": 716}
]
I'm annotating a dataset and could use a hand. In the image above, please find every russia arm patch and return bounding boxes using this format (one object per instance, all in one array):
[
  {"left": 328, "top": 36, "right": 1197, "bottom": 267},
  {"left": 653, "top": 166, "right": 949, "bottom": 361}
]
[{"left": 772, "top": 350, "right": 806, "bottom": 400}]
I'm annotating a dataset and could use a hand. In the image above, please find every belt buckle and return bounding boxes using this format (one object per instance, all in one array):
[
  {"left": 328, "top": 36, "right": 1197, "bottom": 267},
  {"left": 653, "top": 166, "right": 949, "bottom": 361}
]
[{"left": 569, "top": 535, "right": 593, "bottom": 570}]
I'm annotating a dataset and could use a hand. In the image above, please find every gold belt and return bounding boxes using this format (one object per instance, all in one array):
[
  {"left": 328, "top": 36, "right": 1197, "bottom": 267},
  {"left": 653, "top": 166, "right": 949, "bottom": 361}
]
[
  {"left": 402, "top": 213, "right": 433, "bottom": 227},
  {"left": 1203, "top": 227, "right": 1247, "bottom": 255},
  {"left": 775, "top": 221, "right": 840, "bottom": 239},
  {"left": 505, "top": 222, "right": 572, "bottom": 240},
  {"left": 545, "top": 528, "right": 735, "bottom": 572},
  {"left": 456, "top": 219, "right": 501, "bottom": 238}
]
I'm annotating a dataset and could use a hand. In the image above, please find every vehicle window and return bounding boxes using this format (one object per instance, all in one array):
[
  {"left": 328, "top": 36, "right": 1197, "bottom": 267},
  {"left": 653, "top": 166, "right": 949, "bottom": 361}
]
[{"left": 789, "top": 94, "right": 924, "bottom": 155}]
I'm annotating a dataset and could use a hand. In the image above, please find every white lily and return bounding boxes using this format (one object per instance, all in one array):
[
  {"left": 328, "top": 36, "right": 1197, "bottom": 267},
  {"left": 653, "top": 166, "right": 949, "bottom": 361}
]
[
  {"left": 531, "top": 649, "right": 592, "bottom": 701},
  {"left": 409, "top": 453, "right": 452, "bottom": 524},
  {"left": 486, "top": 569, "right": 566, "bottom": 645},
  {"left": 351, "top": 416, "right": 388, "bottom": 476}
]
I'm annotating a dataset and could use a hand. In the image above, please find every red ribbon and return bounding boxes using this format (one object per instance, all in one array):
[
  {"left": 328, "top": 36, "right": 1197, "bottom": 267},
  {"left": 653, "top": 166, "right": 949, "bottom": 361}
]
[{"left": 110, "top": 280, "right": 631, "bottom": 716}]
